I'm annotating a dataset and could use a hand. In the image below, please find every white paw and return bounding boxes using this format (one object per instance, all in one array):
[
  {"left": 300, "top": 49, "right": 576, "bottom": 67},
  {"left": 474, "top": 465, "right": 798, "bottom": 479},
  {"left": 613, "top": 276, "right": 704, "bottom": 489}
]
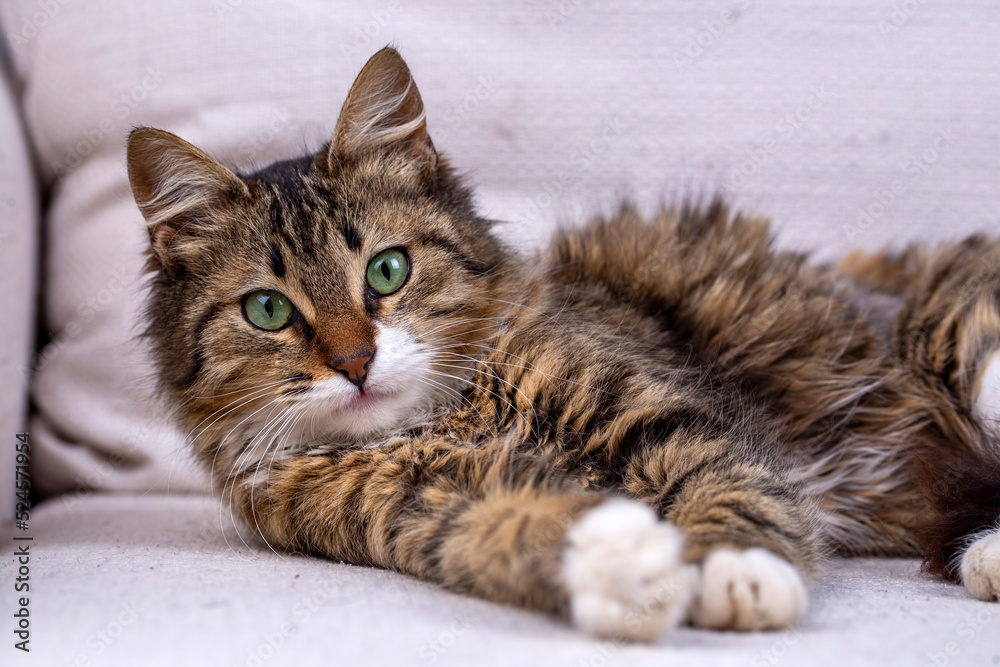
[
  {"left": 974, "top": 349, "right": 1000, "bottom": 427},
  {"left": 562, "top": 499, "right": 696, "bottom": 641},
  {"left": 961, "top": 527, "right": 1000, "bottom": 601},
  {"left": 690, "top": 548, "right": 807, "bottom": 631}
]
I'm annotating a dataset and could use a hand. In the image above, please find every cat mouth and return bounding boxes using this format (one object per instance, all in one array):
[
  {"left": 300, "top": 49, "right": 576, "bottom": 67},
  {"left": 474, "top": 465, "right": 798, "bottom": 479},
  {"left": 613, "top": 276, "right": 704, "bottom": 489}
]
[{"left": 344, "top": 388, "right": 394, "bottom": 410}]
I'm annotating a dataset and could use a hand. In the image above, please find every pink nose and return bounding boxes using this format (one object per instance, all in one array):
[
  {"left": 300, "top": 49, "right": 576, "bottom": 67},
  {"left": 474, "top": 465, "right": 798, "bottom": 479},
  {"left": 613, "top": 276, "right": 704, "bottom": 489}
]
[{"left": 333, "top": 352, "right": 373, "bottom": 389}]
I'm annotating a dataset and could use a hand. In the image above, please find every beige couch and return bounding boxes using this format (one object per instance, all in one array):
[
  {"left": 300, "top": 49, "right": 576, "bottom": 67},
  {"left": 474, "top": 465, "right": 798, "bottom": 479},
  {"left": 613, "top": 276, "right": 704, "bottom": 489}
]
[{"left": 2, "top": 2, "right": 999, "bottom": 664}]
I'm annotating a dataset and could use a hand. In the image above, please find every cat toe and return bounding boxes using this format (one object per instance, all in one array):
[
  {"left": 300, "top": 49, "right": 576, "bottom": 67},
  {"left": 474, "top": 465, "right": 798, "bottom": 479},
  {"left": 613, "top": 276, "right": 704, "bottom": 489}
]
[
  {"left": 562, "top": 499, "right": 696, "bottom": 641},
  {"left": 690, "top": 548, "right": 808, "bottom": 631},
  {"left": 961, "top": 528, "right": 1000, "bottom": 602}
]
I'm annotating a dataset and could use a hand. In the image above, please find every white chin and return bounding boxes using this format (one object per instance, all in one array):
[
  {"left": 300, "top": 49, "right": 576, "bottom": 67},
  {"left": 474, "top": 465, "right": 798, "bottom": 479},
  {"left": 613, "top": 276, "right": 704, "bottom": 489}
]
[
  {"left": 335, "top": 393, "right": 422, "bottom": 437},
  {"left": 303, "top": 388, "right": 425, "bottom": 441}
]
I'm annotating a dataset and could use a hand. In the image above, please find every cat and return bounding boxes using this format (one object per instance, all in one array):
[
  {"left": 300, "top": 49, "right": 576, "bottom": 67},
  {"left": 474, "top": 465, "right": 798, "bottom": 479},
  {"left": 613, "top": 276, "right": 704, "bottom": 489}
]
[{"left": 125, "top": 47, "right": 1000, "bottom": 640}]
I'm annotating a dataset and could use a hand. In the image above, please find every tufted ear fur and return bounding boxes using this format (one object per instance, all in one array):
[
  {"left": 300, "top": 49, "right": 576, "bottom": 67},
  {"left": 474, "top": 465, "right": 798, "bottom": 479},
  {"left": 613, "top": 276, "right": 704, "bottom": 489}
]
[
  {"left": 127, "top": 128, "right": 248, "bottom": 266},
  {"left": 331, "top": 47, "right": 437, "bottom": 173}
]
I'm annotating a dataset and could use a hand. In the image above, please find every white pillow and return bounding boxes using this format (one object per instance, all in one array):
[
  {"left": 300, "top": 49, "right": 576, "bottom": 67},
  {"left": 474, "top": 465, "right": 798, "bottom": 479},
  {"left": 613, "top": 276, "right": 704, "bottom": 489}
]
[
  {"left": 1, "top": 0, "right": 997, "bottom": 496},
  {"left": 0, "top": 50, "right": 39, "bottom": 519}
]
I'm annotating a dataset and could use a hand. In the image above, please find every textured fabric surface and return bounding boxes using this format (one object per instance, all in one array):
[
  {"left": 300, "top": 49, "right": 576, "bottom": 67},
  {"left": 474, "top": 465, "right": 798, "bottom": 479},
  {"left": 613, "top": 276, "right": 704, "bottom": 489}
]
[
  {"left": 0, "top": 1, "right": 998, "bottom": 495},
  {"left": 0, "top": 50, "right": 38, "bottom": 522},
  {"left": 1, "top": 493, "right": 996, "bottom": 666},
  {"left": 2, "top": 5, "right": 999, "bottom": 664}
]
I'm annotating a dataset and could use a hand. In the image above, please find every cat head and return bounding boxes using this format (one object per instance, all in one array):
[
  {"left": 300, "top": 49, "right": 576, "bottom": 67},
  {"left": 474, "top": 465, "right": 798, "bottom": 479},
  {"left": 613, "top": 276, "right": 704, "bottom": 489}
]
[{"left": 127, "top": 48, "right": 515, "bottom": 463}]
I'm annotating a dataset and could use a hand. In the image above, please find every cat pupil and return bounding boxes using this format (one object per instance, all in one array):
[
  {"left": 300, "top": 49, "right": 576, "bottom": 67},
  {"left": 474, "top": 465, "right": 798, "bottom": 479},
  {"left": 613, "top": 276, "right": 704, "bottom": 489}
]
[
  {"left": 264, "top": 298, "right": 274, "bottom": 317},
  {"left": 380, "top": 263, "right": 391, "bottom": 280}
]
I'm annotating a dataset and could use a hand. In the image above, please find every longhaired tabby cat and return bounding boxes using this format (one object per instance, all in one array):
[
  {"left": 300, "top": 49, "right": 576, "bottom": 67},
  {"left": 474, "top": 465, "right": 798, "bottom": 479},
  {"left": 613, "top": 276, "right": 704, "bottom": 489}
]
[{"left": 126, "top": 48, "right": 1000, "bottom": 639}]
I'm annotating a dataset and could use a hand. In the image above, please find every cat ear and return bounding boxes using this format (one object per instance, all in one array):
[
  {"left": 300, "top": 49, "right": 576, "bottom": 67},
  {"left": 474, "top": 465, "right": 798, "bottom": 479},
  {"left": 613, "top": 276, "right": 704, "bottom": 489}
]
[
  {"left": 127, "top": 128, "right": 248, "bottom": 266},
  {"left": 331, "top": 47, "right": 437, "bottom": 172}
]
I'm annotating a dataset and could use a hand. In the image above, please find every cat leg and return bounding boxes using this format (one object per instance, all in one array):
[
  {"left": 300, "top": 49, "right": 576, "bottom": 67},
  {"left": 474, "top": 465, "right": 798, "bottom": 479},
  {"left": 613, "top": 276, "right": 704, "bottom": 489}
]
[
  {"left": 562, "top": 499, "right": 696, "bottom": 639},
  {"left": 883, "top": 235, "right": 1000, "bottom": 597},
  {"left": 692, "top": 548, "right": 808, "bottom": 630},
  {"left": 961, "top": 525, "right": 1000, "bottom": 601},
  {"left": 621, "top": 433, "right": 822, "bottom": 631},
  {"left": 889, "top": 235, "right": 1000, "bottom": 423},
  {"left": 232, "top": 438, "right": 695, "bottom": 640}
]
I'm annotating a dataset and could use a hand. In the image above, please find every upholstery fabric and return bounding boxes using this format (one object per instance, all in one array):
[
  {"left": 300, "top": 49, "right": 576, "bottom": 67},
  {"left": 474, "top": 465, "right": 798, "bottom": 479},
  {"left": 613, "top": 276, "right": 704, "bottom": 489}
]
[
  {"left": 15, "top": 494, "right": 999, "bottom": 667},
  {"left": 0, "top": 46, "right": 38, "bottom": 520}
]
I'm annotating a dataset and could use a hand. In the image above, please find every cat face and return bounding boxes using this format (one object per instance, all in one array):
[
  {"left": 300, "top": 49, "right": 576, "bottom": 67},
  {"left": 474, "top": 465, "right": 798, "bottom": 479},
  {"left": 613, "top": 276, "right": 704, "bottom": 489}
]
[{"left": 127, "top": 49, "right": 514, "bottom": 460}]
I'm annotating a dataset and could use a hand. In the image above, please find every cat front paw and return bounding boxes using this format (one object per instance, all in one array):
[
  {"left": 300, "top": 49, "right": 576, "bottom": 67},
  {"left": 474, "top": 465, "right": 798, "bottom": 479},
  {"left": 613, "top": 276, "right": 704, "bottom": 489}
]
[
  {"left": 562, "top": 499, "right": 696, "bottom": 641},
  {"left": 689, "top": 548, "right": 808, "bottom": 631},
  {"left": 961, "top": 528, "right": 1000, "bottom": 601}
]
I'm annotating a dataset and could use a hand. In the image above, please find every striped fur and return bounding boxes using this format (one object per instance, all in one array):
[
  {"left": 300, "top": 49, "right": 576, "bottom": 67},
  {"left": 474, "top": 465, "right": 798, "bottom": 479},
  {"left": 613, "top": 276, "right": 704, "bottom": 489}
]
[{"left": 126, "top": 48, "right": 1000, "bottom": 636}]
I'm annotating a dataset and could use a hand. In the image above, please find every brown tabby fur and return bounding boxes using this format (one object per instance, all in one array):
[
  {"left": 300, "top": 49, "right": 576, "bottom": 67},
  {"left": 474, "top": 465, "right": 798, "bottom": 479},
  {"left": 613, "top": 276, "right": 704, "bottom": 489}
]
[{"left": 127, "top": 48, "right": 1000, "bottom": 626}]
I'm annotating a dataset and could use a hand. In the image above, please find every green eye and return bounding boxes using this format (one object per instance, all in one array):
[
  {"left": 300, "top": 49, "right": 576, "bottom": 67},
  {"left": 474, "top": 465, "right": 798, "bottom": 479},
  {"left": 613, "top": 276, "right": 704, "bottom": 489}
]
[
  {"left": 243, "top": 290, "right": 295, "bottom": 331},
  {"left": 366, "top": 248, "right": 409, "bottom": 295}
]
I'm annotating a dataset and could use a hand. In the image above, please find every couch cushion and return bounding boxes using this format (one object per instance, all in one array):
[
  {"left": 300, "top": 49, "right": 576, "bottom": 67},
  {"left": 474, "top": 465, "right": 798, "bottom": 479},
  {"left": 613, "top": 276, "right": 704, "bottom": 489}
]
[
  {"left": 0, "top": 44, "right": 38, "bottom": 518},
  {"left": 23, "top": 493, "right": 1000, "bottom": 665}
]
